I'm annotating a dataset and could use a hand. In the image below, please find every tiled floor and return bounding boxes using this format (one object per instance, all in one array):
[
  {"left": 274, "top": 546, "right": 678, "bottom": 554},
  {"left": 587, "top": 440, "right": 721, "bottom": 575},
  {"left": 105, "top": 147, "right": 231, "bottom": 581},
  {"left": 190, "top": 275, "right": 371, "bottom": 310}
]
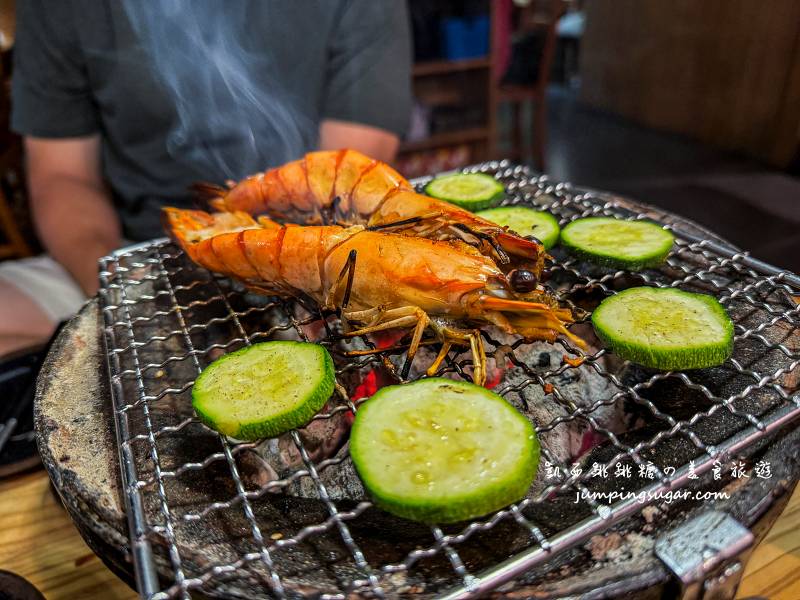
[{"left": 498, "top": 86, "right": 800, "bottom": 273}]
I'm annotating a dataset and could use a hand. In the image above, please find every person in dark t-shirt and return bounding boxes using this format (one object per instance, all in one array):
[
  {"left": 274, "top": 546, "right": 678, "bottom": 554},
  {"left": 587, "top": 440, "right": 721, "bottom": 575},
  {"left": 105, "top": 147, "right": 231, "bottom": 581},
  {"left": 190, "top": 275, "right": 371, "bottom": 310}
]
[{"left": 0, "top": 1, "right": 411, "bottom": 356}]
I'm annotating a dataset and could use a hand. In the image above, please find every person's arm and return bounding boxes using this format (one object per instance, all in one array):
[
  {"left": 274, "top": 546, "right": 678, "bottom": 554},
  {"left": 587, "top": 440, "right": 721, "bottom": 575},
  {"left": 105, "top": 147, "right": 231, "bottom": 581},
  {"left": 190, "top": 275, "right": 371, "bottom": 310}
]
[
  {"left": 11, "top": 1, "right": 118, "bottom": 296},
  {"left": 25, "top": 136, "right": 122, "bottom": 296},
  {"left": 320, "top": 1, "right": 411, "bottom": 162},
  {"left": 319, "top": 120, "right": 399, "bottom": 163}
]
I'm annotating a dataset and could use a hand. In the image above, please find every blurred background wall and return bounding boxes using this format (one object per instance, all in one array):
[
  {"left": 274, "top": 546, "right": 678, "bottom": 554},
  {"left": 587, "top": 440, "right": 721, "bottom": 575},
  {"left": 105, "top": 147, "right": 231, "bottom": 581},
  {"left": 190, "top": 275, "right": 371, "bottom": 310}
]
[
  {"left": 580, "top": 0, "right": 800, "bottom": 168},
  {"left": 1, "top": 0, "right": 799, "bottom": 270}
]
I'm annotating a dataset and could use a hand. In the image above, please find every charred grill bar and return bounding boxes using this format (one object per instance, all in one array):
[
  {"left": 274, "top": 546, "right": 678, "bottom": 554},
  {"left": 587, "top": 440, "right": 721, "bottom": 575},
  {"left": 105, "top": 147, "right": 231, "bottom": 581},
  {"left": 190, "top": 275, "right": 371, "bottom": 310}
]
[{"left": 95, "top": 162, "right": 800, "bottom": 598}]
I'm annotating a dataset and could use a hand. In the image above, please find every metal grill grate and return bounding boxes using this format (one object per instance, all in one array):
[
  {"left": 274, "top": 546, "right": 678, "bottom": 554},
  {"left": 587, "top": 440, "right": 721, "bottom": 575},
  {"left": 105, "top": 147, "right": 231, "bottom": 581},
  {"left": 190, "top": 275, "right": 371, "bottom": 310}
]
[{"left": 98, "top": 162, "right": 800, "bottom": 599}]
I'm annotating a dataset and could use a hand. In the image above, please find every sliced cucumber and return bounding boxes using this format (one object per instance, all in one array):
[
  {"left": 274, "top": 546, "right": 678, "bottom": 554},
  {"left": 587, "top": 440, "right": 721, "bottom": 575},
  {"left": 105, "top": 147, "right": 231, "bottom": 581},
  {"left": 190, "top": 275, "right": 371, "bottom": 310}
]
[
  {"left": 350, "top": 378, "right": 539, "bottom": 523},
  {"left": 425, "top": 172, "right": 505, "bottom": 211},
  {"left": 592, "top": 287, "right": 733, "bottom": 370},
  {"left": 561, "top": 217, "right": 674, "bottom": 270},
  {"left": 476, "top": 206, "right": 560, "bottom": 250},
  {"left": 192, "top": 341, "right": 334, "bottom": 441}
]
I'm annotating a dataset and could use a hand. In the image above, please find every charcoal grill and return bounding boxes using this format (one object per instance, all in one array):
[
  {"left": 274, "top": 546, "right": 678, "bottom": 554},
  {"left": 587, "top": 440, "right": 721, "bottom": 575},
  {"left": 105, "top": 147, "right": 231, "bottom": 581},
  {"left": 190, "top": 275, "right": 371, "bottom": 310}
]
[{"left": 36, "top": 162, "right": 800, "bottom": 599}]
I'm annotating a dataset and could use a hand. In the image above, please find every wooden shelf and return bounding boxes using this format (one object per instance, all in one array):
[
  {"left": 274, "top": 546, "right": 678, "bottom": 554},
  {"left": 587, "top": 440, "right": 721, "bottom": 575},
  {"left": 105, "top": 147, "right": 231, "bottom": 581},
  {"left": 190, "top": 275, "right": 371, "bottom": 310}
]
[
  {"left": 403, "top": 6, "right": 497, "bottom": 168},
  {"left": 412, "top": 57, "right": 491, "bottom": 77},
  {"left": 399, "top": 127, "right": 489, "bottom": 153}
]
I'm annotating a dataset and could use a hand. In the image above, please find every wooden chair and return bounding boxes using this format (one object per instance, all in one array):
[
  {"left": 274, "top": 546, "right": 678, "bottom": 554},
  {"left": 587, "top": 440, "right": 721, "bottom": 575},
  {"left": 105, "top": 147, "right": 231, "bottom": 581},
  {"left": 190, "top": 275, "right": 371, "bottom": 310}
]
[
  {"left": 0, "top": 27, "right": 32, "bottom": 261},
  {"left": 0, "top": 145, "right": 31, "bottom": 261},
  {"left": 495, "top": 0, "right": 566, "bottom": 172}
]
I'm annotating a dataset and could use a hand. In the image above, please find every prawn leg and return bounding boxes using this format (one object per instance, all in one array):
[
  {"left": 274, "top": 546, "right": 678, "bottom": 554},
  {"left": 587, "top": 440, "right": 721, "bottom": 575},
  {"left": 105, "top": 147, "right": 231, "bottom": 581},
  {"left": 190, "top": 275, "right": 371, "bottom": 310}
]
[
  {"left": 427, "top": 324, "right": 487, "bottom": 386},
  {"left": 326, "top": 248, "right": 358, "bottom": 332},
  {"left": 369, "top": 211, "right": 512, "bottom": 264},
  {"left": 342, "top": 305, "right": 487, "bottom": 385},
  {"left": 367, "top": 212, "right": 460, "bottom": 243},
  {"left": 366, "top": 212, "right": 442, "bottom": 231},
  {"left": 343, "top": 305, "right": 430, "bottom": 379},
  {"left": 345, "top": 339, "right": 438, "bottom": 356},
  {"left": 426, "top": 341, "right": 453, "bottom": 376}
]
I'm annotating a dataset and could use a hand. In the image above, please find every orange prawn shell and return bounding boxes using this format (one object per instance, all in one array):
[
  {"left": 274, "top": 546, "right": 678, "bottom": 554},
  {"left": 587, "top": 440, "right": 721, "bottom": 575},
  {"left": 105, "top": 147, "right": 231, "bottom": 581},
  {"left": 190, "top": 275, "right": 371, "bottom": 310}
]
[
  {"left": 304, "top": 151, "right": 341, "bottom": 207},
  {"left": 332, "top": 149, "right": 377, "bottom": 211},
  {"left": 278, "top": 225, "right": 327, "bottom": 295},
  {"left": 274, "top": 159, "right": 314, "bottom": 213},
  {"left": 323, "top": 232, "right": 501, "bottom": 315},
  {"left": 164, "top": 207, "right": 505, "bottom": 316},
  {"left": 203, "top": 149, "right": 543, "bottom": 268},
  {"left": 163, "top": 206, "right": 583, "bottom": 352}
]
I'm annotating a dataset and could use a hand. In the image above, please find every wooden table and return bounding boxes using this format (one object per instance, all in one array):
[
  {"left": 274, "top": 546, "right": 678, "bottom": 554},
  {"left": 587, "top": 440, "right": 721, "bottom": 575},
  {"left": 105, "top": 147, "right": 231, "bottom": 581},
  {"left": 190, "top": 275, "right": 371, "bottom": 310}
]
[
  {"left": 0, "top": 471, "right": 134, "bottom": 600},
  {"left": 0, "top": 469, "right": 798, "bottom": 599}
]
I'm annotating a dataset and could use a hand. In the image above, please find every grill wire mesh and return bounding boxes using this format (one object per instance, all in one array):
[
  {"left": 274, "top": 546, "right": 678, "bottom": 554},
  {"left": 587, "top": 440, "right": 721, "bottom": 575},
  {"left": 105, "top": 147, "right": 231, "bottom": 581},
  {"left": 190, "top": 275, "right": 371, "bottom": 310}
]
[{"left": 98, "top": 162, "right": 800, "bottom": 599}]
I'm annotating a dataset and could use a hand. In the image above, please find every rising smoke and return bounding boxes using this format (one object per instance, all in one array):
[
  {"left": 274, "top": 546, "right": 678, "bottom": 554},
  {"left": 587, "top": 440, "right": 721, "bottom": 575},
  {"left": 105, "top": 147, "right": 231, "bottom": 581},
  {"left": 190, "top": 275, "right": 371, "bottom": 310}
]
[{"left": 121, "top": 1, "right": 313, "bottom": 180}]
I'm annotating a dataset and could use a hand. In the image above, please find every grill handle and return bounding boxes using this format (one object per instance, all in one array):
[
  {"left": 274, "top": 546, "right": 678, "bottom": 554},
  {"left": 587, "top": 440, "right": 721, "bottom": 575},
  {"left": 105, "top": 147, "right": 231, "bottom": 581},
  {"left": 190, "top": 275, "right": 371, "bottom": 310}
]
[{"left": 655, "top": 510, "right": 754, "bottom": 600}]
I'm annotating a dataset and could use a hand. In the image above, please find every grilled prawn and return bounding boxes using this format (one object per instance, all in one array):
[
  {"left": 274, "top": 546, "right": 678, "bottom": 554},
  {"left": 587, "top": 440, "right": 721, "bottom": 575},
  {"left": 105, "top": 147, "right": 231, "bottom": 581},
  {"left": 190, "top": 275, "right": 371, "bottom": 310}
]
[
  {"left": 163, "top": 207, "right": 582, "bottom": 385},
  {"left": 194, "top": 149, "right": 546, "bottom": 285}
]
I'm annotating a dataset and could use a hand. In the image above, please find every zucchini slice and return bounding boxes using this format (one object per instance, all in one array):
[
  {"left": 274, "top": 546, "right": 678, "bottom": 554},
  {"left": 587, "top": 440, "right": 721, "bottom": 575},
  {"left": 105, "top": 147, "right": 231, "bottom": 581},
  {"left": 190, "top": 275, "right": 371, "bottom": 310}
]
[
  {"left": 425, "top": 172, "right": 505, "bottom": 211},
  {"left": 476, "top": 206, "right": 561, "bottom": 250},
  {"left": 192, "top": 341, "right": 334, "bottom": 440},
  {"left": 350, "top": 378, "right": 539, "bottom": 523},
  {"left": 561, "top": 217, "right": 674, "bottom": 270},
  {"left": 592, "top": 287, "right": 733, "bottom": 370}
]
